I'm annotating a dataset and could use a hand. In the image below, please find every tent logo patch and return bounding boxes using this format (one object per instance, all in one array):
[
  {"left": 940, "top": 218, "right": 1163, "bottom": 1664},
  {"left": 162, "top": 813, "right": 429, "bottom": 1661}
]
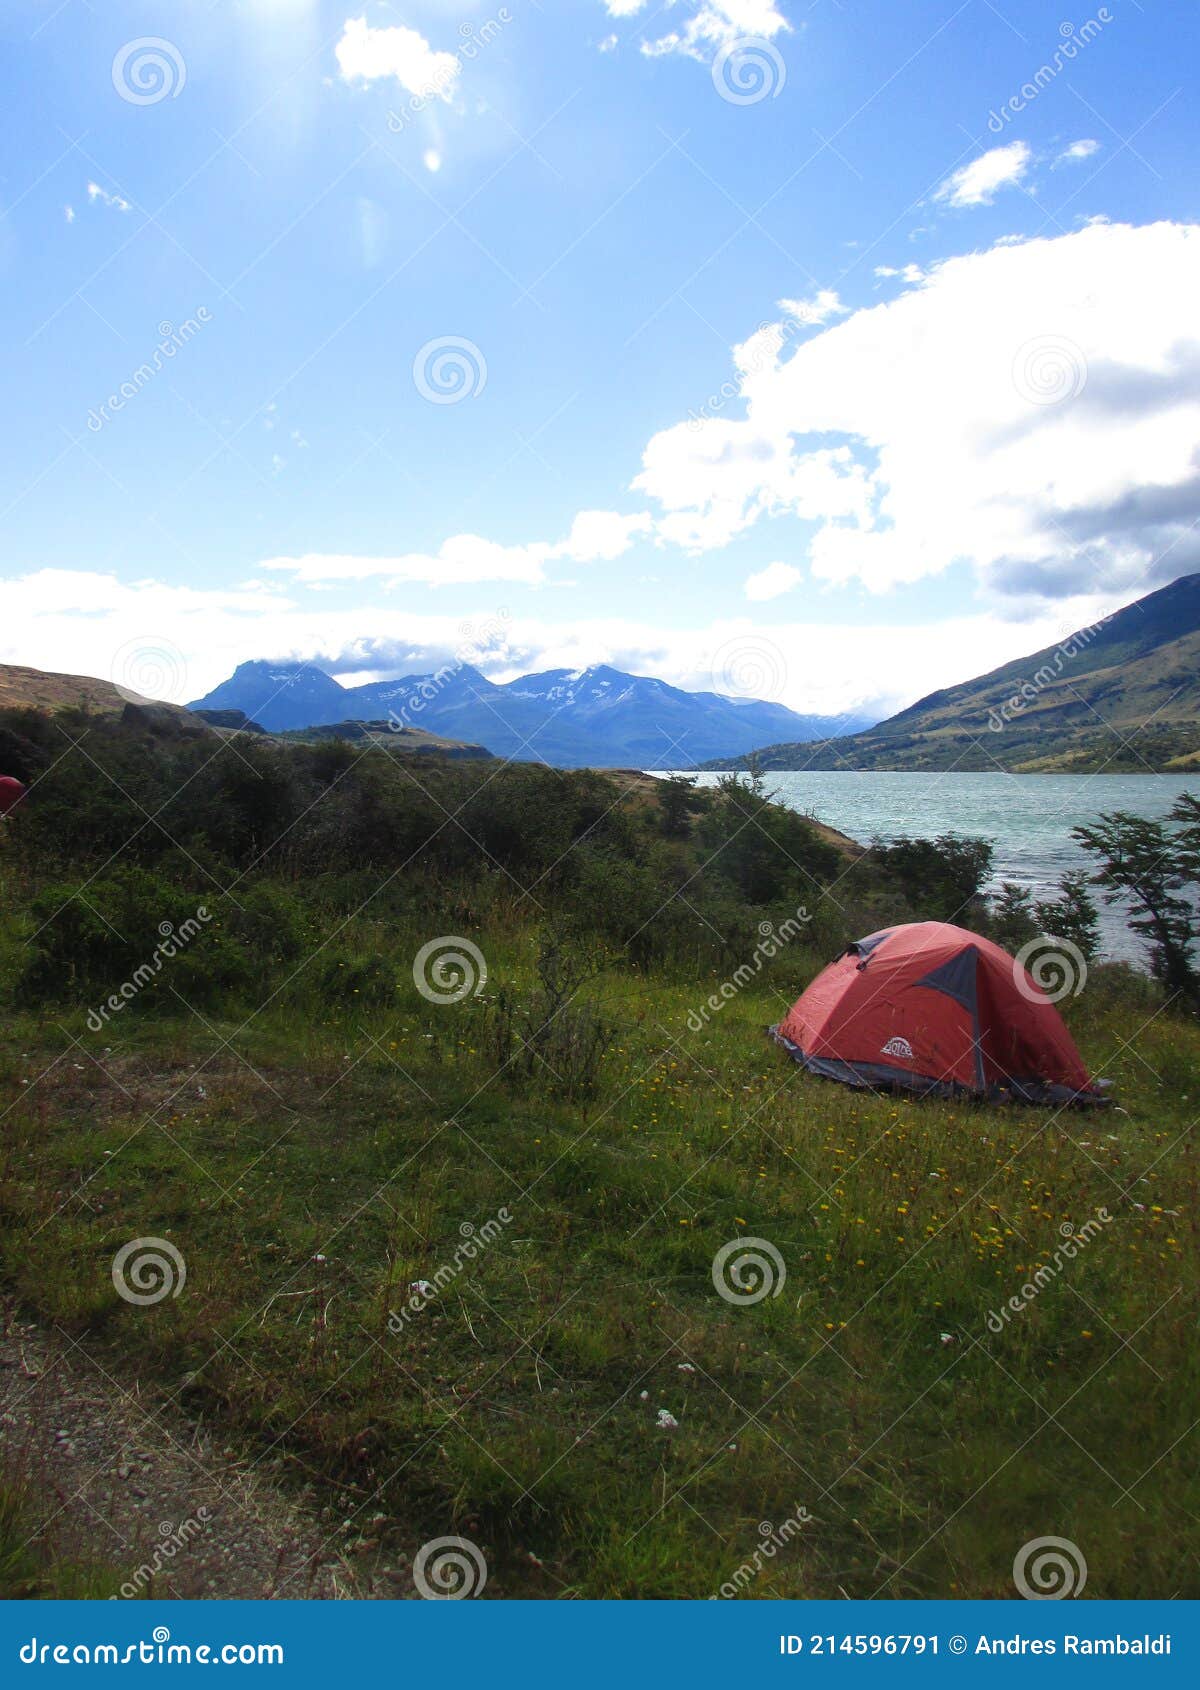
[{"left": 881, "top": 1036, "right": 914, "bottom": 1060}]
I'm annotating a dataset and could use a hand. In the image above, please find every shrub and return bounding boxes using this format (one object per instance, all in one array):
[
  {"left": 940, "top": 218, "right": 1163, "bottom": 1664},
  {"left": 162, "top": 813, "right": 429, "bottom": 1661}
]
[
  {"left": 1035, "top": 871, "right": 1102, "bottom": 962},
  {"left": 17, "top": 866, "right": 251, "bottom": 1014},
  {"left": 482, "top": 933, "right": 615, "bottom": 1100},
  {"left": 1075, "top": 803, "right": 1200, "bottom": 1012},
  {"left": 990, "top": 882, "right": 1038, "bottom": 951},
  {"left": 869, "top": 833, "right": 994, "bottom": 924},
  {"left": 700, "top": 775, "right": 841, "bottom": 904}
]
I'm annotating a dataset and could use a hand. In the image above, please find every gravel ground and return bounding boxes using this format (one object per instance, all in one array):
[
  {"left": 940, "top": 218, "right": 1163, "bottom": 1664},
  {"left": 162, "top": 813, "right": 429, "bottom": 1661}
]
[{"left": 0, "top": 1316, "right": 408, "bottom": 1599}]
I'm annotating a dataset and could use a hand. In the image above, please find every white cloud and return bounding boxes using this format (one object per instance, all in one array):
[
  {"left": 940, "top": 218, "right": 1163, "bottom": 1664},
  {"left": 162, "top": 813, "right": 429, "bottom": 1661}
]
[
  {"left": 260, "top": 510, "right": 653, "bottom": 589},
  {"left": 635, "top": 423, "right": 872, "bottom": 553},
  {"left": 86, "top": 182, "right": 132, "bottom": 214},
  {"left": 555, "top": 509, "right": 653, "bottom": 561},
  {"left": 934, "top": 141, "right": 1031, "bottom": 208},
  {"left": 602, "top": 1, "right": 790, "bottom": 61},
  {"left": 262, "top": 538, "right": 551, "bottom": 589},
  {"left": 745, "top": 561, "right": 802, "bottom": 600},
  {"left": 1055, "top": 138, "right": 1100, "bottom": 166},
  {"left": 423, "top": 149, "right": 442, "bottom": 173},
  {"left": 335, "top": 15, "right": 459, "bottom": 99},
  {"left": 778, "top": 289, "right": 846, "bottom": 326},
  {"left": 874, "top": 263, "right": 924, "bottom": 284},
  {"left": 0, "top": 567, "right": 1125, "bottom": 721},
  {"left": 633, "top": 221, "right": 1200, "bottom": 601}
]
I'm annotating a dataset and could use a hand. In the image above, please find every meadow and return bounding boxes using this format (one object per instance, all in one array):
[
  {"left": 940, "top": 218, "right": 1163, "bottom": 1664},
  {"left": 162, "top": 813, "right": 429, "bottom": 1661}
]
[{"left": 0, "top": 708, "right": 1196, "bottom": 1599}]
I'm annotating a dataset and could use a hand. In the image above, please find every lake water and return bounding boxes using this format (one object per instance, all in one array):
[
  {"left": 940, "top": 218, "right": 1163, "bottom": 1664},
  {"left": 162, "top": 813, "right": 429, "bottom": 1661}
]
[{"left": 670, "top": 770, "right": 1199, "bottom": 964}]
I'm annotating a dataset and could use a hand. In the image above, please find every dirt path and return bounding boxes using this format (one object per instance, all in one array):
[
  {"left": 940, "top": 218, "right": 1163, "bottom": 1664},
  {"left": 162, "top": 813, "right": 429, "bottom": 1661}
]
[{"left": 0, "top": 1315, "right": 405, "bottom": 1599}]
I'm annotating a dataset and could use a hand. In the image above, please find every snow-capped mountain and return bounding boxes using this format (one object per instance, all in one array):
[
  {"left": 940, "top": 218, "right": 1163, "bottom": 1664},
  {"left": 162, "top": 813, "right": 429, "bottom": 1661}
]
[{"left": 190, "top": 659, "right": 875, "bottom": 768}]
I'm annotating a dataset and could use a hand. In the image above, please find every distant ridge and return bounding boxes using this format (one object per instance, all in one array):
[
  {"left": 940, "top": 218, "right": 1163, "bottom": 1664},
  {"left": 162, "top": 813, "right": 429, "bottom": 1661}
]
[
  {"left": 0, "top": 665, "right": 489, "bottom": 762},
  {"left": 190, "top": 659, "right": 874, "bottom": 769},
  {"left": 700, "top": 574, "right": 1200, "bottom": 774}
]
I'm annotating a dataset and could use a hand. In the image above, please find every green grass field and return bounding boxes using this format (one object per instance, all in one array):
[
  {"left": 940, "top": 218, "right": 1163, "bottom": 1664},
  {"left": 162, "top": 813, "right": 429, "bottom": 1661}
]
[
  {"left": 1, "top": 918, "right": 1194, "bottom": 1598},
  {"left": 0, "top": 718, "right": 1196, "bottom": 1599}
]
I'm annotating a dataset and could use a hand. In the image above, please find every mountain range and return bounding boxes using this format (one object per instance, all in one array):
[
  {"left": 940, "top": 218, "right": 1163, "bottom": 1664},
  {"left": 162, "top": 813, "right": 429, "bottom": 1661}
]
[
  {"left": 705, "top": 574, "right": 1200, "bottom": 773},
  {"left": 189, "top": 660, "right": 874, "bottom": 769}
]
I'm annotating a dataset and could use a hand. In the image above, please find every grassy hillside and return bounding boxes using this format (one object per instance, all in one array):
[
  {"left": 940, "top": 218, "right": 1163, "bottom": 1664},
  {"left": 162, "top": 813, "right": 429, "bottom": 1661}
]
[
  {"left": 710, "top": 575, "right": 1200, "bottom": 773},
  {"left": 0, "top": 710, "right": 1196, "bottom": 1599},
  {"left": 277, "top": 718, "right": 494, "bottom": 759},
  {"left": 0, "top": 662, "right": 198, "bottom": 722}
]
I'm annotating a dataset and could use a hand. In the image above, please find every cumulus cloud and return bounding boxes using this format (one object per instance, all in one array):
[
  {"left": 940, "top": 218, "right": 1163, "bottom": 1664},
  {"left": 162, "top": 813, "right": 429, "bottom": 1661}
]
[
  {"left": 602, "top": 1, "right": 790, "bottom": 61},
  {"left": 633, "top": 221, "right": 1200, "bottom": 602},
  {"left": 557, "top": 509, "right": 654, "bottom": 561},
  {"left": 745, "top": 561, "right": 802, "bottom": 600},
  {"left": 635, "top": 424, "right": 872, "bottom": 553},
  {"left": 335, "top": 15, "right": 459, "bottom": 99},
  {"left": 934, "top": 141, "right": 1031, "bottom": 208}
]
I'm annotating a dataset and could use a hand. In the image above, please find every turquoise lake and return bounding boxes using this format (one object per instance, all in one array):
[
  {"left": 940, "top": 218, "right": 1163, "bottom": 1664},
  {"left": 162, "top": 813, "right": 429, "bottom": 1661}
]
[{"left": 668, "top": 771, "right": 1199, "bottom": 964}]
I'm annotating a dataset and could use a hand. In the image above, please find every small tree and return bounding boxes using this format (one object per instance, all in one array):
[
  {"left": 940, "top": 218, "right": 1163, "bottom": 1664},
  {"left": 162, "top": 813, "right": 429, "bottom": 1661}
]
[
  {"left": 1171, "top": 792, "right": 1200, "bottom": 877},
  {"left": 991, "top": 881, "right": 1037, "bottom": 950},
  {"left": 871, "top": 833, "right": 994, "bottom": 924},
  {"left": 703, "top": 771, "right": 840, "bottom": 904},
  {"left": 659, "top": 775, "right": 698, "bottom": 839},
  {"left": 1073, "top": 808, "right": 1199, "bottom": 1011},
  {"left": 1035, "top": 870, "right": 1102, "bottom": 962}
]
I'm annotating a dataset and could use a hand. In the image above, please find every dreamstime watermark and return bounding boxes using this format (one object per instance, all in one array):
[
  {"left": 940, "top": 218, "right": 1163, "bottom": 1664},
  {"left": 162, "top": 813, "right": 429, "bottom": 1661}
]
[
  {"left": 18, "top": 1629, "right": 283, "bottom": 1666},
  {"left": 387, "top": 611, "right": 510, "bottom": 729},
  {"left": 1011, "top": 335, "right": 1088, "bottom": 407},
  {"left": 87, "top": 311, "right": 212, "bottom": 433},
  {"left": 412, "top": 936, "right": 488, "bottom": 1004},
  {"left": 987, "top": 614, "right": 1112, "bottom": 729},
  {"left": 712, "top": 1236, "right": 786, "bottom": 1305},
  {"left": 113, "top": 1513, "right": 212, "bottom": 1600},
  {"left": 986, "top": 1208, "right": 1112, "bottom": 1333},
  {"left": 412, "top": 336, "right": 488, "bottom": 404},
  {"left": 111, "top": 1237, "right": 186, "bottom": 1306},
  {"left": 710, "top": 1504, "right": 814, "bottom": 1598},
  {"left": 987, "top": 13, "right": 1113, "bottom": 133},
  {"left": 110, "top": 635, "right": 190, "bottom": 706},
  {"left": 1013, "top": 1535, "right": 1088, "bottom": 1599},
  {"left": 386, "top": 11, "right": 513, "bottom": 132},
  {"left": 412, "top": 1535, "right": 488, "bottom": 1599},
  {"left": 712, "top": 37, "right": 787, "bottom": 106},
  {"left": 709, "top": 634, "right": 788, "bottom": 702},
  {"left": 112, "top": 38, "right": 187, "bottom": 105},
  {"left": 86, "top": 908, "right": 212, "bottom": 1031},
  {"left": 388, "top": 1209, "right": 513, "bottom": 1334},
  {"left": 687, "top": 907, "right": 811, "bottom": 1033},
  {"left": 1013, "top": 935, "right": 1088, "bottom": 1004}
]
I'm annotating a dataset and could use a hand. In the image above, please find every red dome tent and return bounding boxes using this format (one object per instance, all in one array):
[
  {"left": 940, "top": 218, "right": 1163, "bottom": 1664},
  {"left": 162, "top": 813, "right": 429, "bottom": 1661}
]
[
  {"left": 0, "top": 776, "right": 26, "bottom": 819},
  {"left": 771, "top": 922, "right": 1106, "bottom": 1106}
]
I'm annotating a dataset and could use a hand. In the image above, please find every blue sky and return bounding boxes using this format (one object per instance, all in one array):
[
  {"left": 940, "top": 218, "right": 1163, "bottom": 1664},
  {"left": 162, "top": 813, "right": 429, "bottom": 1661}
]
[{"left": 1, "top": 0, "right": 1197, "bottom": 716}]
